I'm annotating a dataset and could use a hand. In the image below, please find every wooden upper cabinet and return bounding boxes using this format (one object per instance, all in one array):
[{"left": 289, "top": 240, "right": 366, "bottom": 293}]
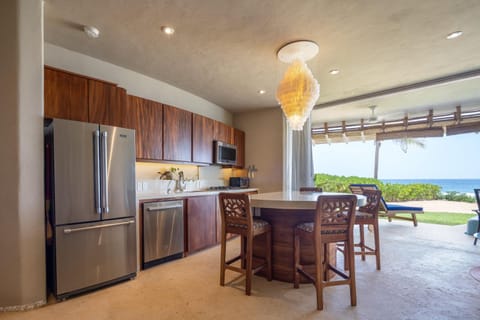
[
  {"left": 88, "top": 79, "right": 127, "bottom": 127},
  {"left": 214, "top": 121, "right": 234, "bottom": 144},
  {"left": 233, "top": 128, "right": 245, "bottom": 168},
  {"left": 126, "top": 95, "right": 163, "bottom": 160},
  {"left": 163, "top": 104, "right": 192, "bottom": 162},
  {"left": 192, "top": 114, "right": 214, "bottom": 164},
  {"left": 44, "top": 67, "right": 89, "bottom": 122}
]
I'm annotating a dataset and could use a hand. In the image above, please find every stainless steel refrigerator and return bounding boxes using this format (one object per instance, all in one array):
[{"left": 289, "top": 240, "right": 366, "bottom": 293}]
[{"left": 45, "top": 118, "right": 136, "bottom": 300}]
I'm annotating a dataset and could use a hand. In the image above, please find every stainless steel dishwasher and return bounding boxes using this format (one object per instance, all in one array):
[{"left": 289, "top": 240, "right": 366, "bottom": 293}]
[{"left": 143, "top": 200, "right": 184, "bottom": 269}]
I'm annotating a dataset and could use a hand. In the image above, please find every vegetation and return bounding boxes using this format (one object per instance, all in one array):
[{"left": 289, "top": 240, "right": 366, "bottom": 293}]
[
  {"left": 314, "top": 173, "right": 476, "bottom": 202},
  {"left": 406, "top": 212, "right": 475, "bottom": 226},
  {"left": 440, "top": 191, "right": 476, "bottom": 203}
]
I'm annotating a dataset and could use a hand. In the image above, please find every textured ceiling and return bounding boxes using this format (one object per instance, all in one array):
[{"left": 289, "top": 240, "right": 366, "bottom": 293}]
[{"left": 44, "top": 0, "right": 480, "bottom": 126}]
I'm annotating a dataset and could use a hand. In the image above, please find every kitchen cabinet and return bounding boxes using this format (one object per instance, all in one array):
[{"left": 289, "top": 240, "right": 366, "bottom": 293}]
[
  {"left": 233, "top": 128, "right": 245, "bottom": 168},
  {"left": 126, "top": 95, "right": 163, "bottom": 160},
  {"left": 44, "top": 66, "right": 128, "bottom": 128},
  {"left": 44, "top": 67, "right": 89, "bottom": 122},
  {"left": 214, "top": 120, "right": 234, "bottom": 144},
  {"left": 163, "top": 104, "right": 192, "bottom": 162},
  {"left": 88, "top": 79, "right": 128, "bottom": 128},
  {"left": 187, "top": 196, "right": 217, "bottom": 253},
  {"left": 192, "top": 114, "right": 214, "bottom": 164}
]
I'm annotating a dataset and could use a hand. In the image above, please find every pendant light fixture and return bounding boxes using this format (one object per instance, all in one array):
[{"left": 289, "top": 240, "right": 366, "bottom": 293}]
[{"left": 276, "top": 40, "right": 320, "bottom": 131}]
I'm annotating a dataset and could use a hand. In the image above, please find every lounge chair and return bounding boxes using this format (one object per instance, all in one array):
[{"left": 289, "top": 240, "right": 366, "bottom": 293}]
[
  {"left": 473, "top": 189, "right": 480, "bottom": 245},
  {"left": 349, "top": 184, "right": 423, "bottom": 227}
]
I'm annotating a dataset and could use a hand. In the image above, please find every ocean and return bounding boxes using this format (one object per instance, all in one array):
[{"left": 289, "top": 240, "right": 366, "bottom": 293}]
[{"left": 380, "top": 179, "right": 480, "bottom": 194}]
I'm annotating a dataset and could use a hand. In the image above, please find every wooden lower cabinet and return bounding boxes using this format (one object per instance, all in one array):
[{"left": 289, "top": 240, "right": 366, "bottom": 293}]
[{"left": 186, "top": 196, "right": 217, "bottom": 254}]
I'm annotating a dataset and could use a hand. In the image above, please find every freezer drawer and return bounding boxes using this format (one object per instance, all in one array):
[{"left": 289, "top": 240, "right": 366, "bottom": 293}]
[
  {"left": 143, "top": 200, "right": 184, "bottom": 268},
  {"left": 54, "top": 218, "right": 136, "bottom": 298}
]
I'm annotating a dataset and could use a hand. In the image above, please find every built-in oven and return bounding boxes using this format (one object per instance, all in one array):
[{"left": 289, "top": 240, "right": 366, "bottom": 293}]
[{"left": 142, "top": 200, "right": 184, "bottom": 269}]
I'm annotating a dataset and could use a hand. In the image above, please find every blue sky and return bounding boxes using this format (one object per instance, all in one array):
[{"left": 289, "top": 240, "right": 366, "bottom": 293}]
[{"left": 313, "top": 132, "right": 480, "bottom": 179}]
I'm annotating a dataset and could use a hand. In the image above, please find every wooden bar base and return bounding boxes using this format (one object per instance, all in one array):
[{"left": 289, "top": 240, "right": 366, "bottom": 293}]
[{"left": 253, "top": 208, "right": 336, "bottom": 283}]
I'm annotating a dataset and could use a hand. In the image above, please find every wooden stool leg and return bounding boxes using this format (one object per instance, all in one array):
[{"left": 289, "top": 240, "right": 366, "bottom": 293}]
[
  {"left": 359, "top": 224, "right": 366, "bottom": 261},
  {"left": 266, "top": 230, "right": 272, "bottom": 281},
  {"left": 220, "top": 232, "right": 227, "bottom": 286},
  {"left": 241, "top": 236, "right": 246, "bottom": 269},
  {"left": 245, "top": 235, "right": 253, "bottom": 296},
  {"left": 373, "top": 221, "right": 381, "bottom": 270},
  {"left": 412, "top": 213, "right": 418, "bottom": 227},
  {"left": 293, "top": 230, "right": 300, "bottom": 288},
  {"left": 315, "top": 239, "right": 324, "bottom": 311},
  {"left": 323, "top": 243, "right": 329, "bottom": 281},
  {"left": 347, "top": 240, "right": 357, "bottom": 307}
]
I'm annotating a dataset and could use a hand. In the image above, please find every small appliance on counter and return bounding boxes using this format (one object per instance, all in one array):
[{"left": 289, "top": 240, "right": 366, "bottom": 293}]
[{"left": 229, "top": 177, "right": 250, "bottom": 189}]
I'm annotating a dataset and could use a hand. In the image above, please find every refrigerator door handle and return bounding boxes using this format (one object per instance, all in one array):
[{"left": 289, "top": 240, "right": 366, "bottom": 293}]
[
  {"left": 63, "top": 220, "right": 135, "bottom": 234},
  {"left": 101, "top": 131, "right": 109, "bottom": 214},
  {"left": 93, "top": 130, "right": 102, "bottom": 214}
]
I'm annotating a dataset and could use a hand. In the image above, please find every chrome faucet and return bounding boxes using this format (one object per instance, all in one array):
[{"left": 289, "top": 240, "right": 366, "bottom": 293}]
[{"left": 175, "top": 171, "right": 186, "bottom": 192}]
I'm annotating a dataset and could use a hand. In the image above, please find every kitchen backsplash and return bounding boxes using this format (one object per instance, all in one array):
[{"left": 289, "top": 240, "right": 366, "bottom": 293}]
[{"left": 136, "top": 162, "right": 243, "bottom": 194}]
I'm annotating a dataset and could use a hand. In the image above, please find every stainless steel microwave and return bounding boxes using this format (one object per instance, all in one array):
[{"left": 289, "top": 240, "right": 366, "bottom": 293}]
[{"left": 214, "top": 141, "right": 237, "bottom": 165}]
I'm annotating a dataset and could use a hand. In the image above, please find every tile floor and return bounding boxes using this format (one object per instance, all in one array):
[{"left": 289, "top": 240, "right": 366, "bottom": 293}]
[{"left": 1, "top": 220, "right": 479, "bottom": 320}]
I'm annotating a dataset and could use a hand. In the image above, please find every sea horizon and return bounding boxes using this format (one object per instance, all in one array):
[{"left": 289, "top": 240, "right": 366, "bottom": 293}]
[{"left": 380, "top": 178, "right": 480, "bottom": 194}]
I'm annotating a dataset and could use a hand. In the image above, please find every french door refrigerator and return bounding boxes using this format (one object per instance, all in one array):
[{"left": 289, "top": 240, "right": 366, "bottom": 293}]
[{"left": 45, "top": 118, "right": 136, "bottom": 300}]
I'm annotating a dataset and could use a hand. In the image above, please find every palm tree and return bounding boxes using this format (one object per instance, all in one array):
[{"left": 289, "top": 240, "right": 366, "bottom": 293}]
[{"left": 396, "top": 138, "right": 426, "bottom": 153}]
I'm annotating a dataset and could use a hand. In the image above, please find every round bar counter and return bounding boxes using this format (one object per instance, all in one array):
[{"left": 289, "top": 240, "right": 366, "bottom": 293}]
[{"left": 249, "top": 191, "right": 365, "bottom": 283}]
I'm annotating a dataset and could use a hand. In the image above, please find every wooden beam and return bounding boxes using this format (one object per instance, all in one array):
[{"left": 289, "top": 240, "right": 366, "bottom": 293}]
[
  {"left": 376, "top": 128, "right": 444, "bottom": 141},
  {"left": 446, "top": 122, "right": 480, "bottom": 136}
]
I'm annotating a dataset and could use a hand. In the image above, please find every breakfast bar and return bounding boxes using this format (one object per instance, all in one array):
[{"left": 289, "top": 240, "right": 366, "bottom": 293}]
[{"left": 249, "top": 191, "right": 365, "bottom": 283}]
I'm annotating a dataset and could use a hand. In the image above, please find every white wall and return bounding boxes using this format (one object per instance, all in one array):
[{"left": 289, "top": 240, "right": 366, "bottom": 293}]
[
  {"left": 0, "top": 0, "right": 45, "bottom": 310},
  {"left": 44, "top": 43, "right": 232, "bottom": 124},
  {"left": 234, "top": 108, "right": 284, "bottom": 193}
]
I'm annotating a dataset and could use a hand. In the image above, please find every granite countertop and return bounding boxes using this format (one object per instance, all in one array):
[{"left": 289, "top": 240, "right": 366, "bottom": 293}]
[{"left": 137, "top": 188, "right": 258, "bottom": 201}]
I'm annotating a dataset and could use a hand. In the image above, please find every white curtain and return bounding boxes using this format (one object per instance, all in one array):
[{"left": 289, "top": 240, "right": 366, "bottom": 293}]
[{"left": 283, "top": 116, "right": 314, "bottom": 191}]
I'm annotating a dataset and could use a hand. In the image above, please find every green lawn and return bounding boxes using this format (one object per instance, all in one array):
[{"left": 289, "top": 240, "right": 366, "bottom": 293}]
[{"left": 385, "top": 212, "right": 475, "bottom": 226}]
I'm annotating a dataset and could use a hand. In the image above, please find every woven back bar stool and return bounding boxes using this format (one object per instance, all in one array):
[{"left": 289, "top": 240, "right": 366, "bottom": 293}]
[
  {"left": 293, "top": 194, "right": 357, "bottom": 310},
  {"left": 218, "top": 192, "right": 272, "bottom": 296},
  {"left": 354, "top": 189, "right": 382, "bottom": 270}
]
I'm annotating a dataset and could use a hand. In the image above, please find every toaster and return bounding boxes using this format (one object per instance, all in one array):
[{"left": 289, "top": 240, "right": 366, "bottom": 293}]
[{"left": 229, "top": 177, "right": 250, "bottom": 188}]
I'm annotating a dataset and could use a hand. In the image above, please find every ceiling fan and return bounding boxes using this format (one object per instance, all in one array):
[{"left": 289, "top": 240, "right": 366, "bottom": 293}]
[{"left": 367, "top": 105, "right": 379, "bottom": 123}]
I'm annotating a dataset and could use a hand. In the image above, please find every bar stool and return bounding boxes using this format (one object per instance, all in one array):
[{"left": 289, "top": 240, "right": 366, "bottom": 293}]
[
  {"left": 218, "top": 192, "right": 272, "bottom": 296},
  {"left": 353, "top": 189, "right": 382, "bottom": 270},
  {"left": 293, "top": 194, "right": 357, "bottom": 310}
]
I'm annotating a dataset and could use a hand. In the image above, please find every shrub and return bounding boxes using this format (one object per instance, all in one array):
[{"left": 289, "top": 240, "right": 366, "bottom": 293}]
[
  {"left": 314, "top": 173, "right": 442, "bottom": 201},
  {"left": 440, "top": 191, "right": 476, "bottom": 203}
]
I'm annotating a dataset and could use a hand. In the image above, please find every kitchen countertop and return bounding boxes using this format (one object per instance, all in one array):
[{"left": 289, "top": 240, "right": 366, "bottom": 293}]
[
  {"left": 137, "top": 188, "right": 258, "bottom": 201},
  {"left": 250, "top": 191, "right": 366, "bottom": 210}
]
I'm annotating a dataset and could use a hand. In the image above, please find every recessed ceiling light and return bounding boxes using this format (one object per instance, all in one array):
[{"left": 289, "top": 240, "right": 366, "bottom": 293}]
[
  {"left": 329, "top": 69, "right": 340, "bottom": 75},
  {"left": 446, "top": 31, "right": 463, "bottom": 39},
  {"left": 161, "top": 26, "right": 175, "bottom": 35},
  {"left": 258, "top": 89, "right": 266, "bottom": 95},
  {"left": 83, "top": 25, "right": 100, "bottom": 39}
]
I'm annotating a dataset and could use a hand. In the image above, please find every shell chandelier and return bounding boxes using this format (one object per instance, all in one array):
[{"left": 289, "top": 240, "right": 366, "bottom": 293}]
[{"left": 276, "top": 40, "right": 320, "bottom": 131}]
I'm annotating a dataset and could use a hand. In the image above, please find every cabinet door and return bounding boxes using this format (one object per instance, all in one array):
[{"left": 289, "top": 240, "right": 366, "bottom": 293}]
[
  {"left": 187, "top": 196, "right": 217, "bottom": 253},
  {"left": 88, "top": 80, "right": 127, "bottom": 127},
  {"left": 126, "top": 95, "right": 163, "bottom": 160},
  {"left": 214, "top": 121, "right": 234, "bottom": 144},
  {"left": 163, "top": 104, "right": 192, "bottom": 162},
  {"left": 233, "top": 128, "right": 245, "bottom": 168},
  {"left": 192, "top": 114, "right": 214, "bottom": 164},
  {"left": 44, "top": 67, "right": 88, "bottom": 121}
]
